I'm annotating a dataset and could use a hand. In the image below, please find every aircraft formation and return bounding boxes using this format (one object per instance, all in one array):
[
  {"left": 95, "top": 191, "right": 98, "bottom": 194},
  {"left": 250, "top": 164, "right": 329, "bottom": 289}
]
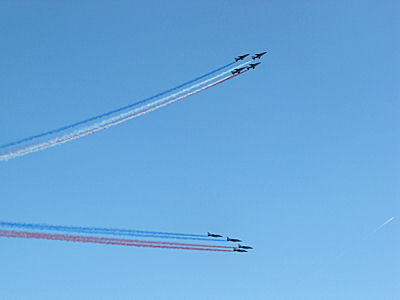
[
  {"left": 205, "top": 53, "right": 264, "bottom": 253},
  {"left": 1, "top": 52, "right": 264, "bottom": 254},
  {"left": 208, "top": 232, "right": 253, "bottom": 253},
  {"left": 232, "top": 51, "right": 267, "bottom": 75}
]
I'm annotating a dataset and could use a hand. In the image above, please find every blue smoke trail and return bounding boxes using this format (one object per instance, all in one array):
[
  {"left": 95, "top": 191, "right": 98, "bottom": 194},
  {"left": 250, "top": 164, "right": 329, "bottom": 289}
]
[
  {"left": 0, "top": 222, "right": 226, "bottom": 242},
  {"left": 0, "top": 61, "right": 236, "bottom": 149}
]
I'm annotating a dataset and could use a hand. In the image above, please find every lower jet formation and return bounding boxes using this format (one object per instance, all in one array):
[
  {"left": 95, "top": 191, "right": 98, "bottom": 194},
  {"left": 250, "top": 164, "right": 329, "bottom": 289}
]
[
  {"left": 207, "top": 232, "right": 222, "bottom": 238},
  {"left": 234, "top": 248, "right": 247, "bottom": 253},
  {"left": 227, "top": 237, "right": 242, "bottom": 242},
  {"left": 252, "top": 51, "right": 267, "bottom": 60},
  {"left": 238, "top": 244, "right": 253, "bottom": 250},
  {"left": 246, "top": 62, "right": 260, "bottom": 70},
  {"left": 231, "top": 67, "right": 245, "bottom": 75}
]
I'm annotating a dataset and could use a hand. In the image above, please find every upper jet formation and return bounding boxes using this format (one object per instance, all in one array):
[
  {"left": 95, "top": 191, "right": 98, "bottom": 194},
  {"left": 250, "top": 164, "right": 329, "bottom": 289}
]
[
  {"left": 252, "top": 51, "right": 267, "bottom": 60},
  {"left": 231, "top": 67, "right": 245, "bottom": 75},
  {"left": 235, "top": 54, "right": 250, "bottom": 62},
  {"left": 207, "top": 232, "right": 222, "bottom": 238},
  {"left": 246, "top": 62, "right": 260, "bottom": 70}
]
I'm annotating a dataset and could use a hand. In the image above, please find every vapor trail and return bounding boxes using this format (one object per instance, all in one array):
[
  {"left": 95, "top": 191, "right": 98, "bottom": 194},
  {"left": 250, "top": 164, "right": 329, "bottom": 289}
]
[
  {"left": 373, "top": 217, "right": 395, "bottom": 233},
  {"left": 0, "top": 61, "right": 236, "bottom": 150},
  {"left": 0, "top": 230, "right": 233, "bottom": 252},
  {"left": 85, "top": 235, "right": 235, "bottom": 249},
  {"left": 0, "top": 221, "right": 226, "bottom": 242},
  {"left": 0, "top": 63, "right": 250, "bottom": 161}
]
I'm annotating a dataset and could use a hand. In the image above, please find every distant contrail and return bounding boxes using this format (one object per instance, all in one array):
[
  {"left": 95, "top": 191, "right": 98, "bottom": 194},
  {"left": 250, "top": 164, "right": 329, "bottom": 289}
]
[{"left": 373, "top": 217, "right": 395, "bottom": 233}]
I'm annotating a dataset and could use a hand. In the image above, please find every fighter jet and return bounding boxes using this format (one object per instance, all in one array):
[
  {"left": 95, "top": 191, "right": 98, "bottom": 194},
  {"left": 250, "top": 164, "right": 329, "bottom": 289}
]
[
  {"left": 252, "top": 51, "right": 267, "bottom": 60},
  {"left": 234, "top": 248, "right": 247, "bottom": 253},
  {"left": 238, "top": 244, "right": 253, "bottom": 250},
  {"left": 207, "top": 232, "right": 222, "bottom": 238},
  {"left": 235, "top": 54, "right": 250, "bottom": 62},
  {"left": 227, "top": 237, "right": 242, "bottom": 242},
  {"left": 246, "top": 62, "right": 260, "bottom": 70},
  {"left": 231, "top": 67, "right": 245, "bottom": 75}
]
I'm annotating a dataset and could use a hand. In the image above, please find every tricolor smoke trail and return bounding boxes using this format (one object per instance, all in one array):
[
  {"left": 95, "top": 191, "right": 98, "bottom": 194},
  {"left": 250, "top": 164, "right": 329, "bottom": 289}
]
[
  {"left": 0, "top": 221, "right": 248, "bottom": 252},
  {"left": 0, "top": 230, "right": 234, "bottom": 252},
  {"left": 0, "top": 221, "right": 226, "bottom": 242},
  {"left": 0, "top": 60, "right": 251, "bottom": 161},
  {"left": 0, "top": 61, "right": 236, "bottom": 150},
  {"left": 1, "top": 69, "right": 247, "bottom": 160}
]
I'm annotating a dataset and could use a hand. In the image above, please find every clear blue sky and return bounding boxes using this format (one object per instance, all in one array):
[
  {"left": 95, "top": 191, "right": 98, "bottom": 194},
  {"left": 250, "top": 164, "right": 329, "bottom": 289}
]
[{"left": 0, "top": 1, "right": 399, "bottom": 299}]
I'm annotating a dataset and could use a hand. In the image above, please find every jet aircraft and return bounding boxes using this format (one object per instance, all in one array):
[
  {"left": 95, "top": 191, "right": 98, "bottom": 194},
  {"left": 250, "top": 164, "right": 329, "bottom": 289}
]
[
  {"left": 227, "top": 237, "right": 242, "bottom": 242},
  {"left": 235, "top": 54, "right": 250, "bottom": 62},
  {"left": 238, "top": 244, "right": 253, "bottom": 250},
  {"left": 234, "top": 248, "right": 247, "bottom": 253},
  {"left": 252, "top": 52, "right": 267, "bottom": 60},
  {"left": 246, "top": 62, "right": 260, "bottom": 70},
  {"left": 207, "top": 232, "right": 222, "bottom": 238},
  {"left": 231, "top": 67, "right": 245, "bottom": 75}
]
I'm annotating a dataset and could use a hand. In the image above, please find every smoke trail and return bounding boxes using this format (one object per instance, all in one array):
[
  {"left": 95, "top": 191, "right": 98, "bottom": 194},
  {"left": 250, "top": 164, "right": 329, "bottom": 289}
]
[
  {"left": 0, "top": 64, "right": 249, "bottom": 161},
  {"left": 0, "top": 221, "right": 205, "bottom": 237},
  {"left": 47, "top": 233, "right": 235, "bottom": 249},
  {"left": 0, "top": 230, "right": 233, "bottom": 252},
  {"left": 0, "top": 61, "right": 237, "bottom": 150},
  {"left": 373, "top": 217, "right": 395, "bottom": 233},
  {"left": 41, "top": 70, "right": 247, "bottom": 149},
  {"left": 0, "top": 221, "right": 226, "bottom": 242}
]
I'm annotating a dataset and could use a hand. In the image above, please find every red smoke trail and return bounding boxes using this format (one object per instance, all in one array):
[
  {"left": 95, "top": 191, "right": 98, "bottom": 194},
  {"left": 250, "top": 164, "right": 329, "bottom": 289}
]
[
  {"left": 0, "top": 230, "right": 233, "bottom": 252},
  {"left": 77, "top": 235, "right": 235, "bottom": 249}
]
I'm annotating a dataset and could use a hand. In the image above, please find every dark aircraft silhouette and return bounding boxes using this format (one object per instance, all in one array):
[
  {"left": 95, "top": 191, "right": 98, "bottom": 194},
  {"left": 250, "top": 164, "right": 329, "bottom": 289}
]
[
  {"left": 207, "top": 232, "right": 222, "bottom": 238},
  {"left": 246, "top": 62, "right": 260, "bottom": 70},
  {"left": 235, "top": 54, "right": 250, "bottom": 62},
  {"left": 234, "top": 248, "right": 247, "bottom": 253},
  {"left": 238, "top": 244, "right": 253, "bottom": 250},
  {"left": 252, "top": 52, "right": 267, "bottom": 60},
  {"left": 231, "top": 67, "right": 245, "bottom": 75},
  {"left": 227, "top": 237, "right": 242, "bottom": 242}
]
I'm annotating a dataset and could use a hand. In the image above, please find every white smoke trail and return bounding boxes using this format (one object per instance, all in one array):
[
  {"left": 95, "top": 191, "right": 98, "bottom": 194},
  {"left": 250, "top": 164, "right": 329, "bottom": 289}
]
[
  {"left": 1, "top": 61, "right": 251, "bottom": 160},
  {"left": 373, "top": 217, "right": 395, "bottom": 233},
  {"left": 72, "top": 60, "right": 251, "bottom": 134}
]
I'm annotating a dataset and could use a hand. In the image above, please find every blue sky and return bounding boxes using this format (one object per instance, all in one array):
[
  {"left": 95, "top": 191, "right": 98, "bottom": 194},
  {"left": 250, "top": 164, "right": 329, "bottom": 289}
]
[{"left": 0, "top": 1, "right": 399, "bottom": 299}]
